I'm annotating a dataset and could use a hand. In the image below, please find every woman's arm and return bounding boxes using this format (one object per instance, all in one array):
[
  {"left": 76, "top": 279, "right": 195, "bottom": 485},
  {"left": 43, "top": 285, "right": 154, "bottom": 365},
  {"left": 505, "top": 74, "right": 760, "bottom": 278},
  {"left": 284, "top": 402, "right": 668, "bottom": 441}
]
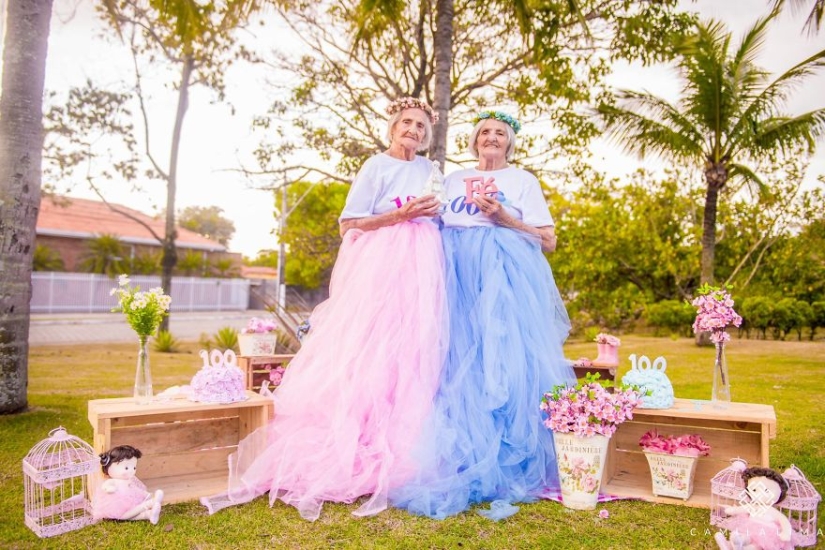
[
  {"left": 339, "top": 194, "right": 440, "bottom": 237},
  {"left": 472, "top": 194, "right": 558, "bottom": 253}
]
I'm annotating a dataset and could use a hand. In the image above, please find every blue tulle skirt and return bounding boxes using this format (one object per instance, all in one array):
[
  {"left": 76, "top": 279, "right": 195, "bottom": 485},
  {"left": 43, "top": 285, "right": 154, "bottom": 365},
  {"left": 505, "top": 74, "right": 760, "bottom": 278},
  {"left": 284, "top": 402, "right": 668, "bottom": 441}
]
[{"left": 390, "top": 226, "right": 575, "bottom": 520}]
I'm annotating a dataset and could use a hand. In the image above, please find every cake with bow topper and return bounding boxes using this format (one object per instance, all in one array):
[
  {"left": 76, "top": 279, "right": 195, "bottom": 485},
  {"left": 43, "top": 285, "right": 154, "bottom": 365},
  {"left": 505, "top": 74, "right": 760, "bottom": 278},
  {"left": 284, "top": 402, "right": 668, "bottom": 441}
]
[{"left": 621, "top": 354, "right": 674, "bottom": 409}]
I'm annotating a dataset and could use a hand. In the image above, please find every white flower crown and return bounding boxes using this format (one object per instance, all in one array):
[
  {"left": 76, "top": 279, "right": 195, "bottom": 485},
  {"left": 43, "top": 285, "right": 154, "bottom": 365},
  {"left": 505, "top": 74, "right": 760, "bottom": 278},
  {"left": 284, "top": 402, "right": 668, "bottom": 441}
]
[{"left": 386, "top": 97, "right": 439, "bottom": 123}]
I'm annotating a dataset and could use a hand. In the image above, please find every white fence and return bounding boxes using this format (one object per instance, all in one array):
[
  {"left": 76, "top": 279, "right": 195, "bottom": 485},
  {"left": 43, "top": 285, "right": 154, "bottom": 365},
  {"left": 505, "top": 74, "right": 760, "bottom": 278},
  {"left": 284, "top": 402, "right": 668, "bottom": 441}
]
[{"left": 31, "top": 273, "right": 251, "bottom": 314}]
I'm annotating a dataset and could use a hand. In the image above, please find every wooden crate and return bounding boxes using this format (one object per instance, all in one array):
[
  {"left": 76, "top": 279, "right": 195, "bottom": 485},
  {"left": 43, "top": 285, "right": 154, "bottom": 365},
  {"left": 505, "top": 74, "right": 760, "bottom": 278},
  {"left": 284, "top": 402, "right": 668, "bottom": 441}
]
[
  {"left": 87, "top": 392, "right": 273, "bottom": 504},
  {"left": 237, "top": 354, "right": 295, "bottom": 392},
  {"left": 572, "top": 364, "right": 616, "bottom": 382},
  {"left": 602, "top": 398, "right": 776, "bottom": 508}
]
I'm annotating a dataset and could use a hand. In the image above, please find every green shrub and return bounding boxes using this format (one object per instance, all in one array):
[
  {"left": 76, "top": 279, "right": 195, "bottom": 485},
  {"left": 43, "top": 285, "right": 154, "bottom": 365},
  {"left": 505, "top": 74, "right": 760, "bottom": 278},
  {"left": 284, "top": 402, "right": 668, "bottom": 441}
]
[
  {"left": 32, "top": 244, "right": 65, "bottom": 271},
  {"left": 770, "top": 298, "right": 801, "bottom": 340},
  {"left": 152, "top": 330, "right": 180, "bottom": 353},
  {"left": 274, "top": 328, "right": 299, "bottom": 353},
  {"left": 212, "top": 326, "right": 239, "bottom": 352},
  {"left": 810, "top": 302, "right": 825, "bottom": 340},
  {"left": 793, "top": 300, "right": 813, "bottom": 341},
  {"left": 645, "top": 300, "right": 694, "bottom": 337},
  {"left": 740, "top": 296, "right": 773, "bottom": 339},
  {"left": 198, "top": 332, "right": 212, "bottom": 349},
  {"left": 582, "top": 326, "right": 602, "bottom": 343}
]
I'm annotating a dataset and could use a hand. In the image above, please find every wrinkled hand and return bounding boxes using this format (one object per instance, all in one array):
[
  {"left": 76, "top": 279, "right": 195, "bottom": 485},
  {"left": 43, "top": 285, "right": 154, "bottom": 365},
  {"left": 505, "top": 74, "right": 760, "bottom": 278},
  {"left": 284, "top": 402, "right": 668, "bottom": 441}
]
[
  {"left": 473, "top": 194, "right": 503, "bottom": 221},
  {"left": 400, "top": 194, "right": 441, "bottom": 220}
]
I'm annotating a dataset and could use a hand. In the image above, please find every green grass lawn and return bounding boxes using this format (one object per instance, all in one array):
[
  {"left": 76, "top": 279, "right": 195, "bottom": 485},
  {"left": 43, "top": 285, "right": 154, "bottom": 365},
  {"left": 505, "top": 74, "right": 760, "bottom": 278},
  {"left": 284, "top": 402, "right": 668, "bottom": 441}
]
[{"left": 1, "top": 336, "right": 823, "bottom": 549}]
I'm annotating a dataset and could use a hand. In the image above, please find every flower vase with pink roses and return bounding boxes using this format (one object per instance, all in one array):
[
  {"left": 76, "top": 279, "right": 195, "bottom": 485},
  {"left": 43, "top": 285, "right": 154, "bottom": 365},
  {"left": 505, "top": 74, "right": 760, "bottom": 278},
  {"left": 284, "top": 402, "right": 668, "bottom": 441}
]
[
  {"left": 541, "top": 374, "right": 642, "bottom": 510},
  {"left": 639, "top": 430, "right": 711, "bottom": 500},
  {"left": 691, "top": 284, "right": 743, "bottom": 407}
]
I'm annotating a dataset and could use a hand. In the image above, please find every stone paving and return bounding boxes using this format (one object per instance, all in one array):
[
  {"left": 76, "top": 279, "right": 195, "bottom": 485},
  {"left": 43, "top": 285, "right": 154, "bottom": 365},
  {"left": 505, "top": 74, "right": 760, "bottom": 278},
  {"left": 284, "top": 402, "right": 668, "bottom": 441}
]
[{"left": 29, "top": 310, "right": 270, "bottom": 345}]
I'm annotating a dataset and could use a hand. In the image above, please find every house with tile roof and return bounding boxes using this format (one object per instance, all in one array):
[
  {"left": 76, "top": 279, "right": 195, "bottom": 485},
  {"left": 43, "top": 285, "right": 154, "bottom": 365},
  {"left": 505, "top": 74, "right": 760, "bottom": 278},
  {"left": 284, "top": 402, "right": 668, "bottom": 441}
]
[{"left": 36, "top": 195, "right": 241, "bottom": 274}]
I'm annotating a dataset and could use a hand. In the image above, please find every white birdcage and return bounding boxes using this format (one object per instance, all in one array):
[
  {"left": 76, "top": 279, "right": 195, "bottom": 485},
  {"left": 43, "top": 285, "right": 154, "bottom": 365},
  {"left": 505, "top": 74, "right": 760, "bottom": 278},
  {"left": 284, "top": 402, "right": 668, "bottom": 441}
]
[
  {"left": 23, "top": 427, "right": 98, "bottom": 537},
  {"left": 710, "top": 458, "right": 749, "bottom": 529},
  {"left": 778, "top": 465, "right": 821, "bottom": 548}
]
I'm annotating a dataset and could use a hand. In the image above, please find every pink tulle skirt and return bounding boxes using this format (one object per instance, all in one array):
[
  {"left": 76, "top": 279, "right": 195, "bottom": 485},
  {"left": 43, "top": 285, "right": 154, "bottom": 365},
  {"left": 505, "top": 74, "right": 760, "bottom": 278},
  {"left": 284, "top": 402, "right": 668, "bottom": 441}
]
[
  {"left": 202, "top": 221, "right": 448, "bottom": 521},
  {"left": 91, "top": 477, "right": 150, "bottom": 520},
  {"left": 725, "top": 514, "right": 794, "bottom": 550}
]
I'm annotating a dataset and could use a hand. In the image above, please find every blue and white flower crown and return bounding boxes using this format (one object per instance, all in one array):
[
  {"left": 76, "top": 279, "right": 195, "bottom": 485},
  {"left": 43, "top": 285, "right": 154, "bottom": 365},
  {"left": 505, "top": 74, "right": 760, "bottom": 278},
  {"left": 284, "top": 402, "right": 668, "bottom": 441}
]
[
  {"left": 386, "top": 97, "right": 439, "bottom": 124},
  {"left": 473, "top": 110, "right": 522, "bottom": 134}
]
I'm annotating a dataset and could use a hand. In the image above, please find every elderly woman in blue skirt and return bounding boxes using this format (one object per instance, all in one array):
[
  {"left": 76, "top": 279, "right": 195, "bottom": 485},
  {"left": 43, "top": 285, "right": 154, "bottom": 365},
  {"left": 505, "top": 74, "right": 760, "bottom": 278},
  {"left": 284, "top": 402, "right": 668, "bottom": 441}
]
[{"left": 391, "top": 111, "right": 575, "bottom": 520}]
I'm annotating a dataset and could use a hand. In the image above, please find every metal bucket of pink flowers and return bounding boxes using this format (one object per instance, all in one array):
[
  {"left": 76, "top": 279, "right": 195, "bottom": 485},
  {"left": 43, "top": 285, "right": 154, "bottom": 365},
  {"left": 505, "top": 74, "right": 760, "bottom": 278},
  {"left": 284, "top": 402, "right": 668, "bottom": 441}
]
[{"left": 640, "top": 430, "right": 711, "bottom": 500}]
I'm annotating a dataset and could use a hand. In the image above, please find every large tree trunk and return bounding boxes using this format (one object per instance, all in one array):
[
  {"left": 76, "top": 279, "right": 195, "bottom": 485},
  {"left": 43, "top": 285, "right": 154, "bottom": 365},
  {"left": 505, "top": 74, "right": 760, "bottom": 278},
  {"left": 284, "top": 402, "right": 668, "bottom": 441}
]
[
  {"left": 696, "top": 161, "right": 726, "bottom": 345},
  {"left": 159, "top": 54, "right": 194, "bottom": 333},
  {"left": 0, "top": 0, "right": 53, "bottom": 414},
  {"left": 701, "top": 160, "right": 728, "bottom": 285},
  {"left": 430, "top": 0, "right": 453, "bottom": 167},
  {"left": 700, "top": 184, "right": 719, "bottom": 286}
]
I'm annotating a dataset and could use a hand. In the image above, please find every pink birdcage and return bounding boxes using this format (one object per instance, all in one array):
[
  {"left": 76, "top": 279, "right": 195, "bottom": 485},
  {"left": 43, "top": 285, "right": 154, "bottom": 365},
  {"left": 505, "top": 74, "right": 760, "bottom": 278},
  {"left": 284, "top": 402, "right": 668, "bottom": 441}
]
[
  {"left": 778, "top": 465, "right": 821, "bottom": 548},
  {"left": 23, "top": 427, "right": 98, "bottom": 537},
  {"left": 710, "top": 458, "right": 749, "bottom": 529}
]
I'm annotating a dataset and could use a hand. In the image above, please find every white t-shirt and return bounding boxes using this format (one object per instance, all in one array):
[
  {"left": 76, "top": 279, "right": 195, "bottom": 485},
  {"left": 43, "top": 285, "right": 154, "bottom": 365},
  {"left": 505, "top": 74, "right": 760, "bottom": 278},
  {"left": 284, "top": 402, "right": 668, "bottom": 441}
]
[
  {"left": 441, "top": 167, "right": 554, "bottom": 228},
  {"left": 339, "top": 153, "right": 435, "bottom": 223}
]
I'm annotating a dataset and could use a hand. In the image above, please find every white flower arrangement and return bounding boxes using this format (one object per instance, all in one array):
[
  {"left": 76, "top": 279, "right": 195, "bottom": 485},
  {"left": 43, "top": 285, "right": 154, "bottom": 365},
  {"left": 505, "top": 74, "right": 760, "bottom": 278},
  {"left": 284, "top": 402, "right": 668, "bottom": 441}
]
[{"left": 110, "top": 275, "right": 171, "bottom": 338}]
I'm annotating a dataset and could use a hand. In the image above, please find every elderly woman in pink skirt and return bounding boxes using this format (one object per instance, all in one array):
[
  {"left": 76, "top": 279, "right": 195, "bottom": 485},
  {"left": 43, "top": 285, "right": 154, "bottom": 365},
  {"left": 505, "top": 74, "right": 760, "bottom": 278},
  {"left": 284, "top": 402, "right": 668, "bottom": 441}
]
[{"left": 203, "top": 97, "right": 448, "bottom": 521}]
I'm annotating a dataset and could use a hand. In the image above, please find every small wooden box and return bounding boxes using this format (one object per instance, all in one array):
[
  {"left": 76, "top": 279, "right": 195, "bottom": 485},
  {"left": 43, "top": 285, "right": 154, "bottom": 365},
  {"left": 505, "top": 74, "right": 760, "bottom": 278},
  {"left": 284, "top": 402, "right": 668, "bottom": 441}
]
[
  {"left": 237, "top": 354, "right": 295, "bottom": 392},
  {"left": 602, "top": 398, "right": 776, "bottom": 508},
  {"left": 87, "top": 392, "right": 273, "bottom": 504},
  {"left": 572, "top": 364, "right": 616, "bottom": 382}
]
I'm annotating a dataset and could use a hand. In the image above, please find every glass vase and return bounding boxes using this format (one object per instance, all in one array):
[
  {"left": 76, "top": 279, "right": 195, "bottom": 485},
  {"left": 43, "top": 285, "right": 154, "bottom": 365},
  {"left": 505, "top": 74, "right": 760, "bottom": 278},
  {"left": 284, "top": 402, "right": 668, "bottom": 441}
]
[
  {"left": 134, "top": 335, "right": 153, "bottom": 404},
  {"left": 712, "top": 341, "right": 730, "bottom": 408}
]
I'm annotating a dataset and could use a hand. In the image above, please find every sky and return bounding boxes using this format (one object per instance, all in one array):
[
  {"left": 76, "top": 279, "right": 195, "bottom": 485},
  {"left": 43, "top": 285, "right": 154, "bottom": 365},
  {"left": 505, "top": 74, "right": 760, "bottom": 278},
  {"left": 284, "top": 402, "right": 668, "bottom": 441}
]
[{"left": 1, "top": 0, "right": 824, "bottom": 257}]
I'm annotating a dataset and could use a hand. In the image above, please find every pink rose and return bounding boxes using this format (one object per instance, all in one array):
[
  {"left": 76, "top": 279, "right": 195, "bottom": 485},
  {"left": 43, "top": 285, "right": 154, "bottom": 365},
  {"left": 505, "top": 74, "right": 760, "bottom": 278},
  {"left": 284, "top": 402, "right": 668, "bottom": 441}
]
[{"left": 582, "top": 474, "right": 598, "bottom": 493}]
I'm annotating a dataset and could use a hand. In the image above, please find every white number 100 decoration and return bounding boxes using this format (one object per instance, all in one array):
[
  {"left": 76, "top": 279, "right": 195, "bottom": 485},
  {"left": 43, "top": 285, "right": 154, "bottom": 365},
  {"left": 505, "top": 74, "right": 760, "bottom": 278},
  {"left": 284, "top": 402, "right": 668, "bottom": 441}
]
[
  {"left": 628, "top": 354, "right": 667, "bottom": 372},
  {"left": 199, "top": 349, "right": 238, "bottom": 369}
]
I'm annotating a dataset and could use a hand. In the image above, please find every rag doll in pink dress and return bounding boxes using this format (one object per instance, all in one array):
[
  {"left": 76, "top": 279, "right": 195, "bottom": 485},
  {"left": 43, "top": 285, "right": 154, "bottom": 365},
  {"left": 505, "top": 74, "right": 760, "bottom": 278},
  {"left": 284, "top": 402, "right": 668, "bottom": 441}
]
[
  {"left": 91, "top": 445, "right": 164, "bottom": 525},
  {"left": 714, "top": 467, "right": 794, "bottom": 550}
]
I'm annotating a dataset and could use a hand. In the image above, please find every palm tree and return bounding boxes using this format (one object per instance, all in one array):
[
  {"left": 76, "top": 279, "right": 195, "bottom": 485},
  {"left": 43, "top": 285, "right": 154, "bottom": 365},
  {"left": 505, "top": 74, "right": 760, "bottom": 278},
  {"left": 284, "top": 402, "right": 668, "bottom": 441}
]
[
  {"left": 772, "top": 0, "right": 824, "bottom": 34},
  {"left": 599, "top": 12, "right": 825, "bottom": 286},
  {"left": 176, "top": 250, "right": 206, "bottom": 276},
  {"left": 78, "top": 234, "right": 128, "bottom": 276},
  {"left": 32, "top": 245, "right": 65, "bottom": 272},
  {"left": 0, "top": 0, "right": 54, "bottom": 413}
]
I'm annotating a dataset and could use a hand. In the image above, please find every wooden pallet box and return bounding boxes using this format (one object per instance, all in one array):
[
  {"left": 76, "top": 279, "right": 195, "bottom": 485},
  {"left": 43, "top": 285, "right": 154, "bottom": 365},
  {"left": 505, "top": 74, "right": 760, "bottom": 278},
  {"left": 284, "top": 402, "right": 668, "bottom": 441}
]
[
  {"left": 602, "top": 398, "right": 776, "bottom": 508},
  {"left": 237, "top": 354, "right": 295, "bottom": 392},
  {"left": 87, "top": 392, "right": 273, "bottom": 504}
]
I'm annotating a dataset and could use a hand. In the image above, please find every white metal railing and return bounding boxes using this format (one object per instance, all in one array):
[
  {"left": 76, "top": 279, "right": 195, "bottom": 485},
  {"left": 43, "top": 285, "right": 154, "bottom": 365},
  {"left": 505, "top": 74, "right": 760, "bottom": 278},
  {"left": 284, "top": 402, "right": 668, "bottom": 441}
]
[{"left": 30, "top": 272, "right": 250, "bottom": 313}]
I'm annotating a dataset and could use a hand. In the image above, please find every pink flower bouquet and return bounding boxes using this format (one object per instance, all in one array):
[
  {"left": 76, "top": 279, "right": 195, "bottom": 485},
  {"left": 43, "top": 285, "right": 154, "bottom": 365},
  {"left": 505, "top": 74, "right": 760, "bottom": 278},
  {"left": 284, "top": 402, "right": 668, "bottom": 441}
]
[
  {"left": 266, "top": 364, "right": 286, "bottom": 385},
  {"left": 572, "top": 357, "right": 593, "bottom": 369},
  {"left": 242, "top": 317, "right": 278, "bottom": 334},
  {"left": 594, "top": 333, "right": 621, "bottom": 346},
  {"left": 691, "top": 284, "right": 742, "bottom": 344},
  {"left": 541, "top": 374, "right": 642, "bottom": 438},
  {"left": 639, "top": 430, "right": 711, "bottom": 457}
]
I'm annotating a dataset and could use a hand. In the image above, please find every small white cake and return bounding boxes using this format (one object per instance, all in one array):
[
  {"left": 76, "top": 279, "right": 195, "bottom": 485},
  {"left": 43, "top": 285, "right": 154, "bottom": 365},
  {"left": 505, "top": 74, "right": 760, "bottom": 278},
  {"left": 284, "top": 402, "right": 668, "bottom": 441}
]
[{"left": 190, "top": 349, "right": 247, "bottom": 404}]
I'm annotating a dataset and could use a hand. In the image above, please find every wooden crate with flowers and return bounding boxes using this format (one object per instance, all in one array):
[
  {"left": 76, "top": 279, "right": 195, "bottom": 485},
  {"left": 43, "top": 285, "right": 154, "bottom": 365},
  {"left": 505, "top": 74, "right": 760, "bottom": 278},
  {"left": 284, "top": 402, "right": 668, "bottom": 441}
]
[
  {"left": 639, "top": 430, "right": 711, "bottom": 500},
  {"left": 236, "top": 317, "right": 296, "bottom": 391},
  {"left": 601, "top": 398, "right": 775, "bottom": 508},
  {"left": 238, "top": 354, "right": 295, "bottom": 392},
  {"left": 570, "top": 333, "right": 621, "bottom": 381},
  {"left": 596, "top": 285, "right": 775, "bottom": 508}
]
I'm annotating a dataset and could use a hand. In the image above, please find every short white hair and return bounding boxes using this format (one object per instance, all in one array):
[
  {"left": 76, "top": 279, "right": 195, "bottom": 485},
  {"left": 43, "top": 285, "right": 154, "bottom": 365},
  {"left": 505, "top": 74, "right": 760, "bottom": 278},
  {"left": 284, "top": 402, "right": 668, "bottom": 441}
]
[
  {"left": 386, "top": 109, "right": 433, "bottom": 152},
  {"left": 468, "top": 119, "right": 516, "bottom": 160}
]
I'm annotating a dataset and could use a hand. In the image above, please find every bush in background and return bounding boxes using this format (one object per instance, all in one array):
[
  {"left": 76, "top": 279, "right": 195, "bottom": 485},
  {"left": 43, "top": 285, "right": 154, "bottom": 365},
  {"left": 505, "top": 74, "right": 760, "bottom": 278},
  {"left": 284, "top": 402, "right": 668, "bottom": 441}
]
[
  {"left": 645, "top": 300, "right": 694, "bottom": 337},
  {"left": 212, "top": 326, "right": 239, "bottom": 352},
  {"left": 152, "top": 330, "right": 180, "bottom": 353}
]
